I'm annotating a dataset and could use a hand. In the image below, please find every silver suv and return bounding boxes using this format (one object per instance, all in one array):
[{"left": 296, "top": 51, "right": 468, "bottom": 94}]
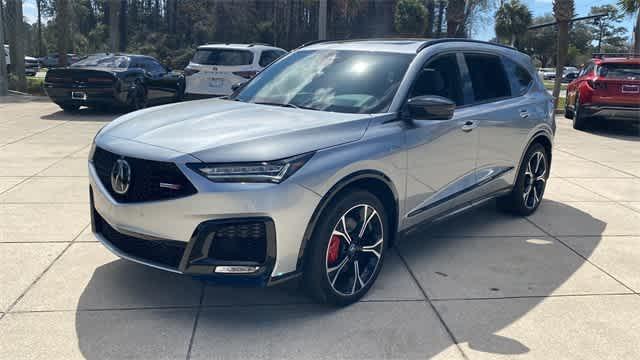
[{"left": 90, "top": 39, "right": 555, "bottom": 305}]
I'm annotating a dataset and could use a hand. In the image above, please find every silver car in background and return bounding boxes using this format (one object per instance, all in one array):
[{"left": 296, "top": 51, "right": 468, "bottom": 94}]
[{"left": 89, "top": 39, "right": 555, "bottom": 305}]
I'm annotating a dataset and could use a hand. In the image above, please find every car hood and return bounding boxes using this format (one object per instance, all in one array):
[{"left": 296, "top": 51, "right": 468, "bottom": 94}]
[{"left": 98, "top": 99, "right": 372, "bottom": 162}]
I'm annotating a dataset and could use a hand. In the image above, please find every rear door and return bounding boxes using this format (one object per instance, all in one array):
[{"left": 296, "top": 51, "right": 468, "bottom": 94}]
[
  {"left": 185, "top": 48, "right": 256, "bottom": 96},
  {"left": 592, "top": 62, "right": 640, "bottom": 106},
  {"left": 462, "top": 52, "right": 537, "bottom": 198}
]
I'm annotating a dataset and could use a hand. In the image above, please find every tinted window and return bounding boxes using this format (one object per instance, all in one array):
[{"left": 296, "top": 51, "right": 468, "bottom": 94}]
[
  {"left": 235, "top": 50, "right": 414, "bottom": 114},
  {"left": 598, "top": 63, "right": 640, "bottom": 79},
  {"left": 192, "top": 49, "right": 254, "bottom": 66},
  {"left": 142, "top": 58, "right": 166, "bottom": 74},
  {"left": 579, "top": 62, "right": 594, "bottom": 77},
  {"left": 411, "top": 53, "right": 464, "bottom": 106},
  {"left": 503, "top": 58, "right": 533, "bottom": 96},
  {"left": 464, "top": 53, "right": 511, "bottom": 103},
  {"left": 259, "top": 50, "right": 285, "bottom": 67}
]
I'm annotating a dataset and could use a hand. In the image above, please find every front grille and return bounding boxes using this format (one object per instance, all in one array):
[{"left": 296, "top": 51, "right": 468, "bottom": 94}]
[
  {"left": 92, "top": 146, "right": 197, "bottom": 203},
  {"left": 95, "top": 211, "right": 186, "bottom": 269}
]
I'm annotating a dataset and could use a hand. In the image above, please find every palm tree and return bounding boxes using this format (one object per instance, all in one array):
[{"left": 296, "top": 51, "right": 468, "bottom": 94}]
[
  {"left": 618, "top": 0, "right": 640, "bottom": 53},
  {"left": 552, "top": 0, "right": 574, "bottom": 109},
  {"left": 495, "top": 0, "right": 532, "bottom": 47}
]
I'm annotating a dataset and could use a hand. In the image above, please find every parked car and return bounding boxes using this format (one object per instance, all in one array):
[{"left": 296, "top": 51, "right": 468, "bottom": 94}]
[
  {"left": 561, "top": 71, "right": 579, "bottom": 83},
  {"left": 44, "top": 53, "right": 185, "bottom": 112},
  {"left": 40, "top": 53, "right": 80, "bottom": 68},
  {"left": 89, "top": 39, "right": 554, "bottom": 305},
  {"left": 24, "top": 56, "right": 40, "bottom": 76},
  {"left": 539, "top": 68, "right": 556, "bottom": 80},
  {"left": 184, "top": 43, "right": 287, "bottom": 97},
  {"left": 565, "top": 54, "right": 640, "bottom": 130}
]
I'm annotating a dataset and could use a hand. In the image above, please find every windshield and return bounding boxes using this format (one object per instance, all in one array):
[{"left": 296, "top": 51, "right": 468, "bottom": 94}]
[
  {"left": 192, "top": 49, "right": 254, "bottom": 66},
  {"left": 71, "top": 55, "right": 130, "bottom": 68},
  {"left": 234, "top": 50, "right": 414, "bottom": 114}
]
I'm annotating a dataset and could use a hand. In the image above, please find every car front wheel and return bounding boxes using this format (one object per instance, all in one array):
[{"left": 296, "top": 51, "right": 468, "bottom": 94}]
[{"left": 304, "top": 190, "right": 388, "bottom": 306}]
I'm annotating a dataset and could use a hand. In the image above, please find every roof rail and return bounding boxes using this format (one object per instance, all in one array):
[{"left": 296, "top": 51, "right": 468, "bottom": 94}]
[
  {"left": 295, "top": 37, "right": 432, "bottom": 50},
  {"left": 592, "top": 52, "right": 640, "bottom": 59},
  {"left": 416, "top": 38, "right": 516, "bottom": 53},
  {"left": 247, "top": 43, "right": 271, "bottom": 47}
]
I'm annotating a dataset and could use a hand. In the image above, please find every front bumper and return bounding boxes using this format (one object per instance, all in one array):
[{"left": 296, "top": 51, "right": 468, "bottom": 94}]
[
  {"left": 88, "top": 151, "right": 321, "bottom": 285},
  {"left": 582, "top": 104, "right": 640, "bottom": 122}
]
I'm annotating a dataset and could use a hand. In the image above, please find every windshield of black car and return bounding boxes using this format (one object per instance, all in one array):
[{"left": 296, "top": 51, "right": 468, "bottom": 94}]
[
  {"left": 192, "top": 49, "right": 254, "bottom": 66},
  {"left": 71, "top": 56, "right": 130, "bottom": 68},
  {"left": 233, "top": 50, "right": 414, "bottom": 114}
]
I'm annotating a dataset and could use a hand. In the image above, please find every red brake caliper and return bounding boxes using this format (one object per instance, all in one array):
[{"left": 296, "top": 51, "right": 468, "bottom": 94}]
[{"left": 327, "top": 235, "right": 341, "bottom": 265}]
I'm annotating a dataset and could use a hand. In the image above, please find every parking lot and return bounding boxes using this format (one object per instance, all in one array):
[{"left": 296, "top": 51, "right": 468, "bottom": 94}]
[{"left": 0, "top": 98, "right": 639, "bottom": 359}]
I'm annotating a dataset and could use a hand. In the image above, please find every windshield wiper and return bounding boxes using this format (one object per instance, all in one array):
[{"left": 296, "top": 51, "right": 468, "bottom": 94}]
[
  {"left": 253, "top": 101, "right": 300, "bottom": 109},
  {"left": 253, "top": 101, "right": 319, "bottom": 111}
]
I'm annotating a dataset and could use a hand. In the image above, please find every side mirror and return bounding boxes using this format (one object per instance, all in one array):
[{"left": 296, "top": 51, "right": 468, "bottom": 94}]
[
  {"left": 231, "top": 81, "right": 247, "bottom": 92},
  {"left": 406, "top": 95, "right": 455, "bottom": 120}
]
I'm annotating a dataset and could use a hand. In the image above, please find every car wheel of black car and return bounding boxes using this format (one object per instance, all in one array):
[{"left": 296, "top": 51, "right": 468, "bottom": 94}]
[
  {"left": 127, "top": 84, "right": 147, "bottom": 111},
  {"left": 498, "top": 143, "right": 549, "bottom": 216},
  {"left": 175, "top": 81, "right": 186, "bottom": 102},
  {"left": 58, "top": 103, "right": 80, "bottom": 112},
  {"left": 572, "top": 95, "right": 587, "bottom": 130},
  {"left": 304, "top": 190, "right": 387, "bottom": 306}
]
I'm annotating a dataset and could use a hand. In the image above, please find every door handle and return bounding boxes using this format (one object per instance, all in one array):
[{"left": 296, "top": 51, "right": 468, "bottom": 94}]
[
  {"left": 461, "top": 121, "right": 477, "bottom": 132},
  {"left": 519, "top": 109, "right": 530, "bottom": 118}
]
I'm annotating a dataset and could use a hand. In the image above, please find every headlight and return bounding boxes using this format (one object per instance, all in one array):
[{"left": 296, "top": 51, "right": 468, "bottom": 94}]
[{"left": 188, "top": 152, "right": 314, "bottom": 183}]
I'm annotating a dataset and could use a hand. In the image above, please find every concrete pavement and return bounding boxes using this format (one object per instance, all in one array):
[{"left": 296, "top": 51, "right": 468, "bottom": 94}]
[{"left": 0, "top": 100, "right": 639, "bottom": 359}]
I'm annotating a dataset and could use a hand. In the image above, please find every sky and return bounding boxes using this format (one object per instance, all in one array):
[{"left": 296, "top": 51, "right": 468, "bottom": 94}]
[
  {"left": 474, "top": 0, "right": 637, "bottom": 42},
  {"left": 21, "top": 0, "right": 636, "bottom": 42}
]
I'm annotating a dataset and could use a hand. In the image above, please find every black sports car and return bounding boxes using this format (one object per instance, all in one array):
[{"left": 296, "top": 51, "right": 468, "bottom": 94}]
[{"left": 44, "top": 54, "right": 185, "bottom": 112}]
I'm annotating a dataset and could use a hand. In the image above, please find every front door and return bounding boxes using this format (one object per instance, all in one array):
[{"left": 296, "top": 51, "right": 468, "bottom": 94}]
[{"left": 404, "top": 52, "right": 478, "bottom": 228}]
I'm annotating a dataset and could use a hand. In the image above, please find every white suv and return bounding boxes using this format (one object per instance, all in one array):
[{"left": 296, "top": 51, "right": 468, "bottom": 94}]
[{"left": 184, "top": 43, "right": 287, "bottom": 97}]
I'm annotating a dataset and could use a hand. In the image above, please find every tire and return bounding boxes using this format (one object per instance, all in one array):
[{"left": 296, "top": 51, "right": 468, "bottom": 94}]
[
  {"left": 572, "top": 95, "right": 587, "bottom": 130},
  {"left": 564, "top": 104, "right": 573, "bottom": 119},
  {"left": 303, "top": 190, "right": 388, "bottom": 306},
  {"left": 127, "top": 83, "right": 147, "bottom": 111},
  {"left": 497, "top": 143, "right": 549, "bottom": 216},
  {"left": 59, "top": 103, "right": 80, "bottom": 112}
]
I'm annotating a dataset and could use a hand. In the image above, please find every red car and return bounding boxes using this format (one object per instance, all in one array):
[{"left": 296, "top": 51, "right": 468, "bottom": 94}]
[{"left": 565, "top": 54, "right": 640, "bottom": 130}]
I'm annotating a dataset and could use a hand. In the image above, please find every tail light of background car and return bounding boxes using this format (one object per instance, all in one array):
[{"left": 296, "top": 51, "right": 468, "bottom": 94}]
[
  {"left": 232, "top": 71, "right": 258, "bottom": 79},
  {"left": 183, "top": 68, "right": 200, "bottom": 76},
  {"left": 587, "top": 80, "right": 607, "bottom": 90}
]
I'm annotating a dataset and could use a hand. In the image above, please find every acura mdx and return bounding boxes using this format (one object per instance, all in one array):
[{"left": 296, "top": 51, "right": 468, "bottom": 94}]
[{"left": 89, "top": 39, "right": 555, "bottom": 305}]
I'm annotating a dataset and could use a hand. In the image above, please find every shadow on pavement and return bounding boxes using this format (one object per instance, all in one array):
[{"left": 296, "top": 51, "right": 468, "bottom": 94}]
[
  {"left": 40, "top": 108, "right": 123, "bottom": 122},
  {"left": 75, "top": 200, "right": 605, "bottom": 359}
]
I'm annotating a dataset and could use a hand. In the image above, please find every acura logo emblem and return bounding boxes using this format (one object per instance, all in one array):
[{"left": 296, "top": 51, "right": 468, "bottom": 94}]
[{"left": 110, "top": 158, "right": 131, "bottom": 195}]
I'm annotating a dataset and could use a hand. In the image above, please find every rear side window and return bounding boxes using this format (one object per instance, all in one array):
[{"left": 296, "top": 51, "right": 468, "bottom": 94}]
[
  {"left": 464, "top": 53, "right": 511, "bottom": 103},
  {"left": 192, "top": 49, "right": 254, "bottom": 66},
  {"left": 598, "top": 63, "right": 640, "bottom": 79},
  {"left": 259, "top": 50, "right": 285, "bottom": 67},
  {"left": 503, "top": 57, "right": 533, "bottom": 96}
]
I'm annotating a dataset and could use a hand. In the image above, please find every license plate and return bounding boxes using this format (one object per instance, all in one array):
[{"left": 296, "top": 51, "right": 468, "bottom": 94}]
[
  {"left": 621, "top": 85, "right": 639, "bottom": 94},
  {"left": 209, "top": 79, "right": 224, "bottom": 88},
  {"left": 72, "top": 91, "right": 87, "bottom": 100}
]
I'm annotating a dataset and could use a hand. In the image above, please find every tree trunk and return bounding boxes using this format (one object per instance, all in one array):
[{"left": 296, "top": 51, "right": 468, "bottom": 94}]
[
  {"left": 109, "top": 0, "right": 120, "bottom": 53},
  {"left": 0, "top": 0, "right": 8, "bottom": 96},
  {"left": 634, "top": 9, "right": 640, "bottom": 54},
  {"left": 36, "top": 0, "right": 43, "bottom": 57},
  {"left": 7, "top": 0, "right": 25, "bottom": 92},
  {"left": 553, "top": 20, "right": 569, "bottom": 109},
  {"left": 56, "top": 0, "right": 70, "bottom": 67},
  {"left": 425, "top": 0, "right": 435, "bottom": 37},
  {"left": 119, "top": 0, "right": 127, "bottom": 51},
  {"left": 435, "top": 1, "right": 444, "bottom": 37}
]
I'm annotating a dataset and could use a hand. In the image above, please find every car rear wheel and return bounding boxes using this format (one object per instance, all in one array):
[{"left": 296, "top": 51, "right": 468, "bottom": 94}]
[
  {"left": 572, "top": 95, "right": 587, "bottom": 130},
  {"left": 303, "top": 190, "right": 388, "bottom": 306},
  {"left": 498, "top": 143, "right": 549, "bottom": 216},
  {"left": 127, "top": 84, "right": 147, "bottom": 111}
]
